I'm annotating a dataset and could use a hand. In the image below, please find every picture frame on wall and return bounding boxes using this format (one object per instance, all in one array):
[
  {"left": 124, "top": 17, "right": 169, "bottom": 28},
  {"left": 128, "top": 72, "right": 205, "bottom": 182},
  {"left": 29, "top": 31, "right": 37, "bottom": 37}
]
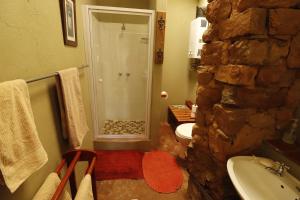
[{"left": 60, "top": 0, "right": 77, "bottom": 47}]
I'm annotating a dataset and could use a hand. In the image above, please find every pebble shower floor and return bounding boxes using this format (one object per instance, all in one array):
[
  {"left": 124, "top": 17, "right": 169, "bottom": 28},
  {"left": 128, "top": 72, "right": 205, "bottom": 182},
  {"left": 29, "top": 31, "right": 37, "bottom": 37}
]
[{"left": 102, "top": 120, "right": 145, "bottom": 135}]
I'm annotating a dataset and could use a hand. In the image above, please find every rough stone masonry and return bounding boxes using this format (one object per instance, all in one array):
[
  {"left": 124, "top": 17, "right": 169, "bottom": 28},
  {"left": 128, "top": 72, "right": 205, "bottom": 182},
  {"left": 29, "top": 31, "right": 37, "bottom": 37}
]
[{"left": 187, "top": 0, "right": 300, "bottom": 199}]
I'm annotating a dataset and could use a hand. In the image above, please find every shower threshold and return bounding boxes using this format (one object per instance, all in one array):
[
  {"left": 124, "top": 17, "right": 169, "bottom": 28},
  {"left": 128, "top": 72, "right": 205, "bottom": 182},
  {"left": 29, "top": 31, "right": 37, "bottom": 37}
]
[{"left": 102, "top": 120, "right": 145, "bottom": 135}]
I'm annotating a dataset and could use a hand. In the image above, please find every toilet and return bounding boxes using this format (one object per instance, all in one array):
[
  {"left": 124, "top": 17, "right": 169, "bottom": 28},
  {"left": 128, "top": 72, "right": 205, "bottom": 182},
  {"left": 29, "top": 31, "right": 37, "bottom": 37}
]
[{"left": 175, "top": 123, "right": 195, "bottom": 146}]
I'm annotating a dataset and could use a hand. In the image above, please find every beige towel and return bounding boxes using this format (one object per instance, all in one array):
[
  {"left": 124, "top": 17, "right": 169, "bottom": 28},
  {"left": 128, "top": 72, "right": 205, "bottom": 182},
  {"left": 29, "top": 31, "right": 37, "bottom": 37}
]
[
  {"left": 56, "top": 68, "right": 89, "bottom": 148},
  {"left": 74, "top": 174, "right": 94, "bottom": 200},
  {"left": 0, "top": 79, "right": 48, "bottom": 193},
  {"left": 32, "top": 172, "right": 71, "bottom": 200}
]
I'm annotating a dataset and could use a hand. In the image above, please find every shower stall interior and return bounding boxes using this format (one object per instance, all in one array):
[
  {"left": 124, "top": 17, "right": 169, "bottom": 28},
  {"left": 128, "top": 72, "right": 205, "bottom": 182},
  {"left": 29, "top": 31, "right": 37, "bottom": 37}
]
[{"left": 83, "top": 6, "right": 154, "bottom": 141}]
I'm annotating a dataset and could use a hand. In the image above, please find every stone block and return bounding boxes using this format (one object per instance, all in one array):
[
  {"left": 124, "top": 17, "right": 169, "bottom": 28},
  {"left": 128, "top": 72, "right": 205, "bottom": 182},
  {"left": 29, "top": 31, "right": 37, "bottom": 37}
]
[
  {"left": 231, "top": 0, "right": 241, "bottom": 17},
  {"left": 192, "top": 124, "right": 208, "bottom": 137},
  {"left": 269, "top": 9, "right": 300, "bottom": 35},
  {"left": 208, "top": 127, "right": 232, "bottom": 162},
  {"left": 229, "top": 40, "right": 268, "bottom": 65},
  {"left": 279, "top": 70, "right": 296, "bottom": 87},
  {"left": 248, "top": 112, "right": 275, "bottom": 129},
  {"left": 206, "top": 0, "right": 232, "bottom": 23},
  {"left": 237, "top": 0, "right": 300, "bottom": 11},
  {"left": 268, "top": 39, "right": 290, "bottom": 65},
  {"left": 204, "top": 110, "right": 215, "bottom": 126},
  {"left": 207, "top": 79, "right": 224, "bottom": 89},
  {"left": 191, "top": 125, "right": 209, "bottom": 153},
  {"left": 257, "top": 65, "right": 286, "bottom": 86},
  {"left": 196, "top": 85, "right": 222, "bottom": 110},
  {"left": 201, "top": 42, "right": 229, "bottom": 65},
  {"left": 202, "top": 24, "right": 219, "bottom": 43},
  {"left": 230, "top": 125, "right": 272, "bottom": 154},
  {"left": 220, "top": 86, "right": 238, "bottom": 106},
  {"left": 209, "top": 124, "right": 271, "bottom": 162},
  {"left": 187, "top": 149, "right": 226, "bottom": 185},
  {"left": 288, "top": 33, "right": 300, "bottom": 68},
  {"left": 221, "top": 86, "right": 288, "bottom": 109},
  {"left": 272, "top": 35, "right": 292, "bottom": 41},
  {"left": 213, "top": 104, "right": 255, "bottom": 137},
  {"left": 270, "top": 108, "right": 295, "bottom": 130},
  {"left": 257, "top": 59, "right": 295, "bottom": 87},
  {"left": 195, "top": 109, "right": 206, "bottom": 126},
  {"left": 215, "top": 65, "right": 258, "bottom": 86},
  {"left": 187, "top": 178, "right": 204, "bottom": 200},
  {"left": 286, "top": 79, "right": 300, "bottom": 108},
  {"left": 219, "top": 8, "right": 267, "bottom": 40},
  {"left": 197, "top": 66, "right": 216, "bottom": 85},
  {"left": 296, "top": 71, "right": 300, "bottom": 79}
]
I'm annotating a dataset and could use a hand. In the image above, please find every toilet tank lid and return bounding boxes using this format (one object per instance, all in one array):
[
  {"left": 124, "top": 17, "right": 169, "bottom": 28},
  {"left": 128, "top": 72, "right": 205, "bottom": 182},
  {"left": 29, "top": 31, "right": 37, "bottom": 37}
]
[{"left": 175, "top": 123, "right": 195, "bottom": 139}]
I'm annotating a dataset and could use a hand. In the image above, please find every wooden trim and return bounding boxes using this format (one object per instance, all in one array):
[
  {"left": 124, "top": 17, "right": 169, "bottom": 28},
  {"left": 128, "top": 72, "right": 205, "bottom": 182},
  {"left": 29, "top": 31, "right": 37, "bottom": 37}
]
[
  {"left": 55, "top": 159, "right": 66, "bottom": 176},
  {"left": 52, "top": 149, "right": 97, "bottom": 200},
  {"left": 52, "top": 151, "right": 81, "bottom": 200},
  {"left": 154, "top": 11, "right": 166, "bottom": 64}
]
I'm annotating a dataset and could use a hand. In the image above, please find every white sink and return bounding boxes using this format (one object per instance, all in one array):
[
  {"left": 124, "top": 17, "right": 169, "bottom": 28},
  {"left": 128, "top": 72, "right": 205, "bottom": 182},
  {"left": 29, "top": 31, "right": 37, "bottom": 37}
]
[{"left": 227, "top": 156, "right": 300, "bottom": 200}]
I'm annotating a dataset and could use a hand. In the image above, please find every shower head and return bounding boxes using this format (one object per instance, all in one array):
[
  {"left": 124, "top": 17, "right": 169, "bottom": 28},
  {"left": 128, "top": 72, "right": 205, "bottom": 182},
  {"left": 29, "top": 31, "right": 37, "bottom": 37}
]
[{"left": 121, "top": 23, "right": 126, "bottom": 31}]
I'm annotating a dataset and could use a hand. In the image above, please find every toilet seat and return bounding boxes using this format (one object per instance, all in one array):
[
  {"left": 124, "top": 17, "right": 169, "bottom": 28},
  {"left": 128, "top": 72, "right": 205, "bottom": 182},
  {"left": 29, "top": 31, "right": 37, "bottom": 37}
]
[{"left": 175, "top": 123, "right": 194, "bottom": 140}]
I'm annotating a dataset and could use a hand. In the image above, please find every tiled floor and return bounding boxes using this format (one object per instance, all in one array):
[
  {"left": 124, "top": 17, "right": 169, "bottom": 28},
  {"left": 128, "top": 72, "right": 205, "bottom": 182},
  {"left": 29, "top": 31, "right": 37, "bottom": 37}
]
[
  {"left": 102, "top": 120, "right": 145, "bottom": 135},
  {"left": 97, "top": 123, "right": 188, "bottom": 200},
  {"left": 97, "top": 170, "right": 189, "bottom": 200}
]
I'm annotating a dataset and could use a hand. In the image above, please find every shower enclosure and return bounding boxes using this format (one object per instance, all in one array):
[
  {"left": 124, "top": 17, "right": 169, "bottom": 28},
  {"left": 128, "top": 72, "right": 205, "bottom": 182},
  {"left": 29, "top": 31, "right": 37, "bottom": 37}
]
[{"left": 83, "top": 6, "right": 154, "bottom": 141}]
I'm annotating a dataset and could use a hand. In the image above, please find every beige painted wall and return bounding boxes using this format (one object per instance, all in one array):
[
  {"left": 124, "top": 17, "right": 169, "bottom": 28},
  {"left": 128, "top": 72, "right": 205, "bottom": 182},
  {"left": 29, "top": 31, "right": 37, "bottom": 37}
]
[
  {"left": 198, "top": 0, "right": 208, "bottom": 8},
  {"left": 95, "top": 0, "right": 150, "bottom": 9},
  {"left": 0, "top": 0, "right": 200, "bottom": 198},
  {"left": 0, "top": 0, "right": 97, "bottom": 199},
  {"left": 161, "top": 0, "right": 199, "bottom": 119}
]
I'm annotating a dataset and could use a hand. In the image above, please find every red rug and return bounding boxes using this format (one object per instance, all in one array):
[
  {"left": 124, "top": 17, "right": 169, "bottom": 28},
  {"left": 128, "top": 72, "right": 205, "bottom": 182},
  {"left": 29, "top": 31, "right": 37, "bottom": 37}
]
[
  {"left": 95, "top": 150, "right": 144, "bottom": 180},
  {"left": 142, "top": 151, "right": 183, "bottom": 193}
]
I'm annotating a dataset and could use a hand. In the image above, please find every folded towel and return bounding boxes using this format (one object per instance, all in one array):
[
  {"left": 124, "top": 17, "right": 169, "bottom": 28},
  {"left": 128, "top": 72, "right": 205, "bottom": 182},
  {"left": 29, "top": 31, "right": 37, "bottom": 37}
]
[
  {"left": 32, "top": 172, "right": 71, "bottom": 200},
  {"left": 0, "top": 79, "right": 48, "bottom": 193},
  {"left": 56, "top": 68, "right": 89, "bottom": 148},
  {"left": 74, "top": 174, "right": 94, "bottom": 200}
]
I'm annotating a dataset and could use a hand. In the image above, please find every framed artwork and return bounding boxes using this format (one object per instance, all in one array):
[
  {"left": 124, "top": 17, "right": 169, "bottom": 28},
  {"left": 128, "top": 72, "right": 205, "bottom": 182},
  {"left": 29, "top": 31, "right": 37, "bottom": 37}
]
[{"left": 60, "top": 0, "right": 77, "bottom": 47}]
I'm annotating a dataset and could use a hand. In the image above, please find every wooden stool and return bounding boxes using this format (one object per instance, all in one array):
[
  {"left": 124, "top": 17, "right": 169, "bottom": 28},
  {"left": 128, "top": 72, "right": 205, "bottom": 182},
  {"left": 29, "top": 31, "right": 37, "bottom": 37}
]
[{"left": 168, "top": 105, "right": 195, "bottom": 131}]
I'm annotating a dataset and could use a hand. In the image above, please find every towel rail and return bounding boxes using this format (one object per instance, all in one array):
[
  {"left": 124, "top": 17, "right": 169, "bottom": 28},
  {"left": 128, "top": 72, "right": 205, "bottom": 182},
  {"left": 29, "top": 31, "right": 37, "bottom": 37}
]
[
  {"left": 52, "top": 149, "right": 97, "bottom": 200},
  {"left": 55, "top": 159, "right": 66, "bottom": 176},
  {"left": 26, "top": 65, "right": 89, "bottom": 84},
  {"left": 52, "top": 151, "right": 82, "bottom": 200}
]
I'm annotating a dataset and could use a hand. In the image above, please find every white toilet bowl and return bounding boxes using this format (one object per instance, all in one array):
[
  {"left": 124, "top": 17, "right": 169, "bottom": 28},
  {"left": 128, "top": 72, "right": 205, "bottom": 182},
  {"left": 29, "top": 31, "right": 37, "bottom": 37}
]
[{"left": 175, "top": 123, "right": 195, "bottom": 146}]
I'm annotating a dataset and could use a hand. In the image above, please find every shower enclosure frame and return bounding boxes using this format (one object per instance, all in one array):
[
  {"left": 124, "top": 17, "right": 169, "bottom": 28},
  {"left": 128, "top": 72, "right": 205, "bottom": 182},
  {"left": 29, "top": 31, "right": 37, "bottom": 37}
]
[{"left": 82, "top": 5, "right": 155, "bottom": 141}]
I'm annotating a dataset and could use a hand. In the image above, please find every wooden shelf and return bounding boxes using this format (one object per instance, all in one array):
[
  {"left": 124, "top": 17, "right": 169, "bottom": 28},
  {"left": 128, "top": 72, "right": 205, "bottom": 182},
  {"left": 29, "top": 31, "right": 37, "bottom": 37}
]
[{"left": 168, "top": 105, "right": 195, "bottom": 131}]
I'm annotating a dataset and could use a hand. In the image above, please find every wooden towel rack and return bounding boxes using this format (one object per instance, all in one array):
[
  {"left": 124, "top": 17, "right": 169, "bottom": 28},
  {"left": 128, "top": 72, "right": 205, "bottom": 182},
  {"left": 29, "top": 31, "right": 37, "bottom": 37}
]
[{"left": 52, "top": 149, "right": 97, "bottom": 200}]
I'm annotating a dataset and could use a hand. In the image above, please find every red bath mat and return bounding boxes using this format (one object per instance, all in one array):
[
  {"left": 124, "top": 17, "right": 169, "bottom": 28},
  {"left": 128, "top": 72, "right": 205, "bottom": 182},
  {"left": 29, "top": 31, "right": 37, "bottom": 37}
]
[
  {"left": 95, "top": 150, "right": 144, "bottom": 180},
  {"left": 142, "top": 151, "right": 183, "bottom": 193}
]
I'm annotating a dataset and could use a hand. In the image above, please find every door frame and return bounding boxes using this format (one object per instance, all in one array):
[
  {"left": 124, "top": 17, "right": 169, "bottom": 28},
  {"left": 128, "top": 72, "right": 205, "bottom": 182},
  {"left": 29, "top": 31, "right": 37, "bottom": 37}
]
[{"left": 82, "top": 5, "right": 155, "bottom": 141}]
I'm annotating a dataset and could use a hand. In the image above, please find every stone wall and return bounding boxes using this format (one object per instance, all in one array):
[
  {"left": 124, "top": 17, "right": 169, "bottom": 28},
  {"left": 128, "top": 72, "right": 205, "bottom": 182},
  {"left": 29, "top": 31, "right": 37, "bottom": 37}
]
[{"left": 187, "top": 0, "right": 300, "bottom": 199}]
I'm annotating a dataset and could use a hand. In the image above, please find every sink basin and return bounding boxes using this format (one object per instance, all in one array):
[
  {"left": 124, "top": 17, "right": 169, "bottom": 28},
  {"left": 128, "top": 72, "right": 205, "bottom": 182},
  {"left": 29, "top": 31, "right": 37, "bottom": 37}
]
[{"left": 227, "top": 156, "right": 300, "bottom": 200}]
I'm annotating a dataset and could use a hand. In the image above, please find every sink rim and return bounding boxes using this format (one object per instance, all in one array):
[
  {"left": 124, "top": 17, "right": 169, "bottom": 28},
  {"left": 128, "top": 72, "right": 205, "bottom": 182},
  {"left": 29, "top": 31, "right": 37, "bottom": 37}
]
[
  {"left": 227, "top": 156, "right": 300, "bottom": 200},
  {"left": 227, "top": 156, "right": 252, "bottom": 200}
]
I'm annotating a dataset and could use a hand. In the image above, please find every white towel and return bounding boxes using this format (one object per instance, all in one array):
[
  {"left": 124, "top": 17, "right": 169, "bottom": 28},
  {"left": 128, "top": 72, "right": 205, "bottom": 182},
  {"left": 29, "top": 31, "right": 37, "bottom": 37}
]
[
  {"left": 74, "top": 174, "right": 94, "bottom": 200},
  {"left": 0, "top": 79, "right": 48, "bottom": 193},
  {"left": 56, "top": 68, "right": 89, "bottom": 148},
  {"left": 32, "top": 172, "right": 71, "bottom": 200}
]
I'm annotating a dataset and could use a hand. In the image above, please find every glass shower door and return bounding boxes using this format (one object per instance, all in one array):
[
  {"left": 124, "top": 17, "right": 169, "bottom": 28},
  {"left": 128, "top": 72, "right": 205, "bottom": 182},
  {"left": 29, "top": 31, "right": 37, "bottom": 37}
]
[{"left": 88, "top": 8, "right": 154, "bottom": 140}]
